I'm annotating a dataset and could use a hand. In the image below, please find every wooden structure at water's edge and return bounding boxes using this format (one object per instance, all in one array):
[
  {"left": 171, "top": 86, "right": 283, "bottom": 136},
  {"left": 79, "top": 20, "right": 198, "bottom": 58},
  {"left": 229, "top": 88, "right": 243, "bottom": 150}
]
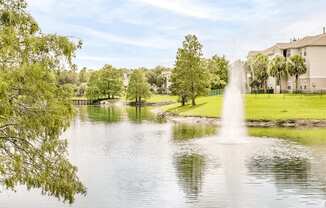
[
  {"left": 71, "top": 98, "right": 94, "bottom": 105},
  {"left": 71, "top": 98, "right": 110, "bottom": 105}
]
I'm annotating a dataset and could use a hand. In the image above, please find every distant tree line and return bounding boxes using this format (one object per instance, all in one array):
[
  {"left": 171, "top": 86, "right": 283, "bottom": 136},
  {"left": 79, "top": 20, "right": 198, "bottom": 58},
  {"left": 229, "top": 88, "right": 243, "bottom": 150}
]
[
  {"left": 73, "top": 34, "right": 229, "bottom": 107},
  {"left": 56, "top": 67, "right": 91, "bottom": 97}
]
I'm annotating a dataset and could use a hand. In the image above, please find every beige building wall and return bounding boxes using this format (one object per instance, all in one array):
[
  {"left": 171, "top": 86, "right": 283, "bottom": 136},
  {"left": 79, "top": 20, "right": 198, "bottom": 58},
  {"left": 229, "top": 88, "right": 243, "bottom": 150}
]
[
  {"left": 248, "top": 32, "right": 326, "bottom": 92},
  {"left": 304, "top": 46, "right": 326, "bottom": 90}
]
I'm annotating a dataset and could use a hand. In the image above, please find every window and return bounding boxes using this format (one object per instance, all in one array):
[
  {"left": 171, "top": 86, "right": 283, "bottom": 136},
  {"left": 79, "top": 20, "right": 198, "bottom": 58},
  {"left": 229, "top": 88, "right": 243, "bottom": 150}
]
[
  {"left": 288, "top": 86, "right": 291, "bottom": 90},
  {"left": 286, "top": 50, "right": 291, "bottom": 57}
]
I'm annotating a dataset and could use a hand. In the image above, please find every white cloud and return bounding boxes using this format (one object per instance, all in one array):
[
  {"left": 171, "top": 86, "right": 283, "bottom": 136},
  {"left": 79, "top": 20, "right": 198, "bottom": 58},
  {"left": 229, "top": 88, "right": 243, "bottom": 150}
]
[
  {"left": 131, "top": 0, "right": 228, "bottom": 21},
  {"left": 26, "top": 0, "right": 326, "bottom": 68},
  {"left": 76, "top": 26, "right": 177, "bottom": 49}
]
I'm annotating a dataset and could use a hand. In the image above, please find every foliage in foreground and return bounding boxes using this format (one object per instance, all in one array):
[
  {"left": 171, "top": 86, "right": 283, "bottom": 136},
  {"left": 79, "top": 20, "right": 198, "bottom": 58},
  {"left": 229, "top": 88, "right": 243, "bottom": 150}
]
[{"left": 0, "top": 0, "right": 85, "bottom": 203}]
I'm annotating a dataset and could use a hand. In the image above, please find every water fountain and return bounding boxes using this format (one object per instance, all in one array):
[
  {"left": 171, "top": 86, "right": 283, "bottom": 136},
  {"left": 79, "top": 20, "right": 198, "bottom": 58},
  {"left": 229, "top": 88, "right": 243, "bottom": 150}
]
[{"left": 218, "top": 60, "right": 247, "bottom": 143}]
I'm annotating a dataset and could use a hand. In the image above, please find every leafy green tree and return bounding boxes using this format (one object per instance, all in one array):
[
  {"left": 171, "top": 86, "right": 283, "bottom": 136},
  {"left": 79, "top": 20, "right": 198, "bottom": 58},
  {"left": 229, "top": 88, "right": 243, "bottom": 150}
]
[
  {"left": 79, "top": 67, "right": 89, "bottom": 83},
  {"left": 249, "top": 53, "right": 269, "bottom": 92},
  {"left": 86, "top": 65, "right": 124, "bottom": 99},
  {"left": 269, "top": 55, "right": 287, "bottom": 93},
  {"left": 287, "top": 54, "right": 307, "bottom": 92},
  {"left": 127, "top": 69, "right": 151, "bottom": 106},
  {"left": 170, "top": 68, "right": 189, "bottom": 106},
  {"left": 171, "top": 34, "right": 210, "bottom": 106},
  {"left": 57, "top": 69, "right": 79, "bottom": 85},
  {"left": 207, "top": 55, "right": 229, "bottom": 89},
  {"left": 0, "top": 0, "right": 85, "bottom": 203},
  {"left": 85, "top": 70, "right": 101, "bottom": 99},
  {"left": 145, "top": 66, "right": 170, "bottom": 94}
]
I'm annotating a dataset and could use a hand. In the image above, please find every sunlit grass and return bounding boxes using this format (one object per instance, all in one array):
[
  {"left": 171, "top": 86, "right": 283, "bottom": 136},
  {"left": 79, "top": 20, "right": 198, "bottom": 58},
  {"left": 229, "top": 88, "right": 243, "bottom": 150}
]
[
  {"left": 158, "top": 94, "right": 326, "bottom": 120},
  {"left": 146, "top": 94, "right": 178, "bottom": 103}
]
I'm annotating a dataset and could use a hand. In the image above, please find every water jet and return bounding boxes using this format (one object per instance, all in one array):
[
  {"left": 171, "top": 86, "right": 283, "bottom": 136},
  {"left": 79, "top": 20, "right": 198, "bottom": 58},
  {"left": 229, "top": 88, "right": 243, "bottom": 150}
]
[{"left": 218, "top": 60, "right": 247, "bottom": 143}]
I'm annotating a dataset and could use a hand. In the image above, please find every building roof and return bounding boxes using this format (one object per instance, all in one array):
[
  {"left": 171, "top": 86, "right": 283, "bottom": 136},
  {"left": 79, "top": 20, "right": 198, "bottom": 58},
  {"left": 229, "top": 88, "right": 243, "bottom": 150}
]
[{"left": 248, "top": 32, "right": 326, "bottom": 57}]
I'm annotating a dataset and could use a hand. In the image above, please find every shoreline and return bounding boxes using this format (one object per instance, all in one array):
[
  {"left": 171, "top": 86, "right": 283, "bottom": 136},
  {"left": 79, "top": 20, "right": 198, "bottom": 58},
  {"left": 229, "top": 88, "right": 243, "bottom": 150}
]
[
  {"left": 154, "top": 110, "right": 326, "bottom": 128},
  {"left": 80, "top": 99, "right": 326, "bottom": 128}
]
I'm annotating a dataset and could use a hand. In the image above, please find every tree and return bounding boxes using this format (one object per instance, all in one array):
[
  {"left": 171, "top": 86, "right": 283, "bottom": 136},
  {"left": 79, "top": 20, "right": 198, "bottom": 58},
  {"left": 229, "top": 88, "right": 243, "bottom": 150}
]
[
  {"left": 145, "top": 66, "right": 170, "bottom": 94},
  {"left": 0, "top": 0, "right": 85, "bottom": 203},
  {"left": 269, "top": 55, "right": 287, "bottom": 93},
  {"left": 86, "top": 65, "right": 124, "bottom": 100},
  {"left": 79, "top": 67, "right": 89, "bottom": 83},
  {"left": 57, "top": 69, "right": 79, "bottom": 85},
  {"left": 171, "top": 34, "right": 210, "bottom": 106},
  {"left": 127, "top": 69, "right": 151, "bottom": 106},
  {"left": 287, "top": 54, "right": 307, "bottom": 92},
  {"left": 85, "top": 70, "right": 102, "bottom": 99},
  {"left": 249, "top": 53, "right": 269, "bottom": 92},
  {"left": 207, "top": 55, "right": 229, "bottom": 89}
]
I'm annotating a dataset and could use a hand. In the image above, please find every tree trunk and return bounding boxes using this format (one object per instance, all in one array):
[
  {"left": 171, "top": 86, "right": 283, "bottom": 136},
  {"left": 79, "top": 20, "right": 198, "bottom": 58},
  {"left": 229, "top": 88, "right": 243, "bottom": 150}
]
[
  {"left": 191, "top": 82, "right": 196, "bottom": 106},
  {"left": 181, "top": 96, "right": 186, "bottom": 106},
  {"left": 279, "top": 75, "right": 282, "bottom": 94},
  {"left": 139, "top": 96, "right": 142, "bottom": 107},
  {"left": 191, "top": 96, "right": 196, "bottom": 106},
  {"left": 135, "top": 97, "right": 138, "bottom": 106},
  {"left": 295, "top": 74, "right": 299, "bottom": 93}
]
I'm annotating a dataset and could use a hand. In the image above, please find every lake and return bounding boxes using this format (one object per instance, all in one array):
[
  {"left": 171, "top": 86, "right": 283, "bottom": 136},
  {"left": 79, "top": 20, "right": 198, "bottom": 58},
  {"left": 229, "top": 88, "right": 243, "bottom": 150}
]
[{"left": 1, "top": 106, "right": 326, "bottom": 208}]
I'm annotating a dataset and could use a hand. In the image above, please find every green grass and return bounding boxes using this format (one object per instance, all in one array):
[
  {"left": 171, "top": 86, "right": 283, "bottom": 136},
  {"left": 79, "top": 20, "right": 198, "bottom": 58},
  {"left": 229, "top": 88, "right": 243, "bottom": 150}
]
[
  {"left": 249, "top": 128, "right": 326, "bottom": 145},
  {"left": 145, "top": 94, "right": 178, "bottom": 103},
  {"left": 158, "top": 94, "right": 326, "bottom": 120}
]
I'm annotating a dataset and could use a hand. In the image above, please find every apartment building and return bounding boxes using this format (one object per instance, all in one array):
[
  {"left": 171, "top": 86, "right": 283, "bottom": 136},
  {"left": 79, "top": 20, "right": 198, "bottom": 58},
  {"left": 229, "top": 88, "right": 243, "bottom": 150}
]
[{"left": 248, "top": 29, "right": 326, "bottom": 92}]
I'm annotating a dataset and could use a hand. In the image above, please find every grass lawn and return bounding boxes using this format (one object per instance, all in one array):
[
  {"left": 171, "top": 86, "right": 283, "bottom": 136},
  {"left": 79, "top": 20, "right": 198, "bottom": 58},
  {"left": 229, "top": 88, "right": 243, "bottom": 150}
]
[
  {"left": 156, "top": 94, "right": 326, "bottom": 120},
  {"left": 145, "top": 95, "right": 178, "bottom": 103}
]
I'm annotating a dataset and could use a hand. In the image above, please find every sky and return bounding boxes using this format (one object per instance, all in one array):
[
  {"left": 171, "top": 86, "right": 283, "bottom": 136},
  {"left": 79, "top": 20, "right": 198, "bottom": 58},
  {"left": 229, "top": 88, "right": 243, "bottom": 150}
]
[{"left": 27, "top": 0, "right": 326, "bottom": 69}]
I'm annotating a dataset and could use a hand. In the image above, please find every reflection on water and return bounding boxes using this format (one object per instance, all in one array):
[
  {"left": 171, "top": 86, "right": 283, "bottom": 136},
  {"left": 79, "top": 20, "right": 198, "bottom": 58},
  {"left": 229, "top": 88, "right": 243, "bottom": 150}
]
[
  {"left": 249, "top": 127, "right": 326, "bottom": 145},
  {"left": 1, "top": 106, "right": 326, "bottom": 208},
  {"left": 247, "top": 140, "right": 326, "bottom": 203},
  {"left": 172, "top": 123, "right": 216, "bottom": 141},
  {"left": 78, "top": 106, "right": 166, "bottom": 123},
  {"left": 86, "top": 106, "right": 122, "bottom": 123},
  {"left": 248, "top": 141, "right": 311, "bottom": 185},
  {"left": 174, "top": 154, "right": 205, "bottom": 200},
  {"left": 126, "top": 107, "right": 166, "bottom": 123}
]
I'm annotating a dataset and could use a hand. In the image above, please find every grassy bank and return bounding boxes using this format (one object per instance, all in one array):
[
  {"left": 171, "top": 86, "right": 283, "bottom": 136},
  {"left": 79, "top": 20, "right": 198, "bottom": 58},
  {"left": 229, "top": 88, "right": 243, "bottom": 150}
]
[{"left": 151, "top": 94, "right": 326, "bottom": 120}]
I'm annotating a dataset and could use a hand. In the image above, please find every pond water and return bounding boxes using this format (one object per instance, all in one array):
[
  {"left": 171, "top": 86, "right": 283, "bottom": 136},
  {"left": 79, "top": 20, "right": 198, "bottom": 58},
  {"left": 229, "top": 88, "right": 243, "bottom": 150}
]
[{"left": 1, "top": 106, "right": 326, "bottom": 208}]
